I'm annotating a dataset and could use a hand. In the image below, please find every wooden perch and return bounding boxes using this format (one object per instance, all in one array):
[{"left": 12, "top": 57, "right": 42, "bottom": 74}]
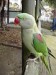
[
  {"left": 24, "top": 58, "right": 39, "bottom": 75},
  {"left": 24, "top": 58, "right": 49, "bottom": 75}
]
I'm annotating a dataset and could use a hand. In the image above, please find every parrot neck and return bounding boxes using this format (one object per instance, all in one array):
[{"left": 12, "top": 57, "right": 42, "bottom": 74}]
[
  {"left": 21, "top": 28, "right": 34, "bottom": 33},
  {"left": 21, "top": 23, "right": 42, "bottom": 36},
  {"left": 21, "top": 27, "right": 41, "bottom": 36}
]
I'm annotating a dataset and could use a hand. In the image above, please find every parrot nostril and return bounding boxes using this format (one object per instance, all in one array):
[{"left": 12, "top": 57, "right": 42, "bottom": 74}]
[{"left": 14, "top": 17, "right": 20, "bottom": 25}]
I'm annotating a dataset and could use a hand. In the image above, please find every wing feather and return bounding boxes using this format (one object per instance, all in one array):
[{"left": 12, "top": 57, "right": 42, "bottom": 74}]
[{"left": 33, "top": 33, "right": 48, "bottom": 56}]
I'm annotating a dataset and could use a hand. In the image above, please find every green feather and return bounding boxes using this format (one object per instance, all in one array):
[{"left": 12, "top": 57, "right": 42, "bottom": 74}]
[
  {"left": 16, "top": 13, "right": 53, "bottom": 75},
  {"left": 33, "top": 33, "right": 52, "bottom": 75},
  {"left": 33, "top": 33, "right": 48, "bottom": 57}
]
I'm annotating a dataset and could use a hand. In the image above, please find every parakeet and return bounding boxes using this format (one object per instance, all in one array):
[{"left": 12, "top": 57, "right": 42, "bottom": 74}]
[{"left": 14, "top": 13, "right": 55, "bottom": 75}]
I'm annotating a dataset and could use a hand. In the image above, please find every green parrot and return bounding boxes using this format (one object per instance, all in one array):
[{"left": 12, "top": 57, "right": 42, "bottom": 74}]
[{"left": 14, "top": 13, "right": 55, "bottom": 75}]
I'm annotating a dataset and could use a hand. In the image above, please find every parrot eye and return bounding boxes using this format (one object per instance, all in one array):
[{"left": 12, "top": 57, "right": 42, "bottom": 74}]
[{"left": 14, "top": 17, "right": 20, "bottom": 25}]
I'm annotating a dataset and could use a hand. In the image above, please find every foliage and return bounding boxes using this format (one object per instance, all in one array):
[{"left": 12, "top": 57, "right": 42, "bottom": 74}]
[{"left": 45, "top": 0, "right": 56, "bottom": 8}]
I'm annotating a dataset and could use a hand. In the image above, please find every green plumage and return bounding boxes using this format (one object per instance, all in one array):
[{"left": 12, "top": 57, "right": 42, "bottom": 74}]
[
  {"left": 33, "top": 33, "right": 52, "bottom": 74},
  {"left": 33, "top": 33, "right": 48, "bottom": 57},
  {"left": 14, "top": 13, "right": 55, "bottom": 75}
]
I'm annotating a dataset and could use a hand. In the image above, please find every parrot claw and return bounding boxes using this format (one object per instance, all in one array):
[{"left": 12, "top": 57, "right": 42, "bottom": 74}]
[{"left": 27, "top": 57, "right": 40, "bottom": 64}]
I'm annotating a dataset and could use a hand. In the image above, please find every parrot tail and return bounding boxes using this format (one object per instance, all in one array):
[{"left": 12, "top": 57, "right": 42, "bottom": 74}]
[
  {"left": 48, "top": 47, "right": 56, "bottom": 59},
  {"left": 41, "top": 56, "right": 52, "bottom": 75}
]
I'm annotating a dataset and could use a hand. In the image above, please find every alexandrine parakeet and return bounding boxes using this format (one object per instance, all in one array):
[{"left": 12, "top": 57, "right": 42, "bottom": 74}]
[{"left": 14, "top": 13, "right": 55, "bottom": 75}]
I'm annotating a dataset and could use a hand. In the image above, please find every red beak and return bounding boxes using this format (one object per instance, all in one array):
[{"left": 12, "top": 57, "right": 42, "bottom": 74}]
[{"left": 14, "top": 17, "right": 20, "bottom": 25}]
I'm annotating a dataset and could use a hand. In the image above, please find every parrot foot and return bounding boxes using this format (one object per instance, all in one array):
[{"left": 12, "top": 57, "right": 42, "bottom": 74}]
[{"left": 27, "top": 57, "right": 40, "bottom": 64}]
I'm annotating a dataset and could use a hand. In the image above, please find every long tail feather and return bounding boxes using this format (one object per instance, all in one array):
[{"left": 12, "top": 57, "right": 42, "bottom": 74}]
[
  {"left": 48, "top": 48, "right": 56, "bottom": 59},
  {"left": 41, "top": 56, "right": 52, "bottom": 75},
  {"left": 49, "top": 52, "right": 56, "bottom": 59}
]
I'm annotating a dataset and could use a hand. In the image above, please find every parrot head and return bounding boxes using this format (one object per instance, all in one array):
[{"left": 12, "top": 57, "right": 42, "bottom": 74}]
[{"left": 14, "top": 13, "right": 35, "bottom": 29}]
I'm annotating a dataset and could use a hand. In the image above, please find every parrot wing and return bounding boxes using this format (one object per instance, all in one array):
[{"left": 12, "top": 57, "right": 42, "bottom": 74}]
[
  {"left": 33, "top": 33, "right": 52, "bottom": 74},
  {"left": 33, "top": 33, "right": 56, "bottom": 59},
  {"left": 33, "top": 33, "right": 48, "bottom": 57}
]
